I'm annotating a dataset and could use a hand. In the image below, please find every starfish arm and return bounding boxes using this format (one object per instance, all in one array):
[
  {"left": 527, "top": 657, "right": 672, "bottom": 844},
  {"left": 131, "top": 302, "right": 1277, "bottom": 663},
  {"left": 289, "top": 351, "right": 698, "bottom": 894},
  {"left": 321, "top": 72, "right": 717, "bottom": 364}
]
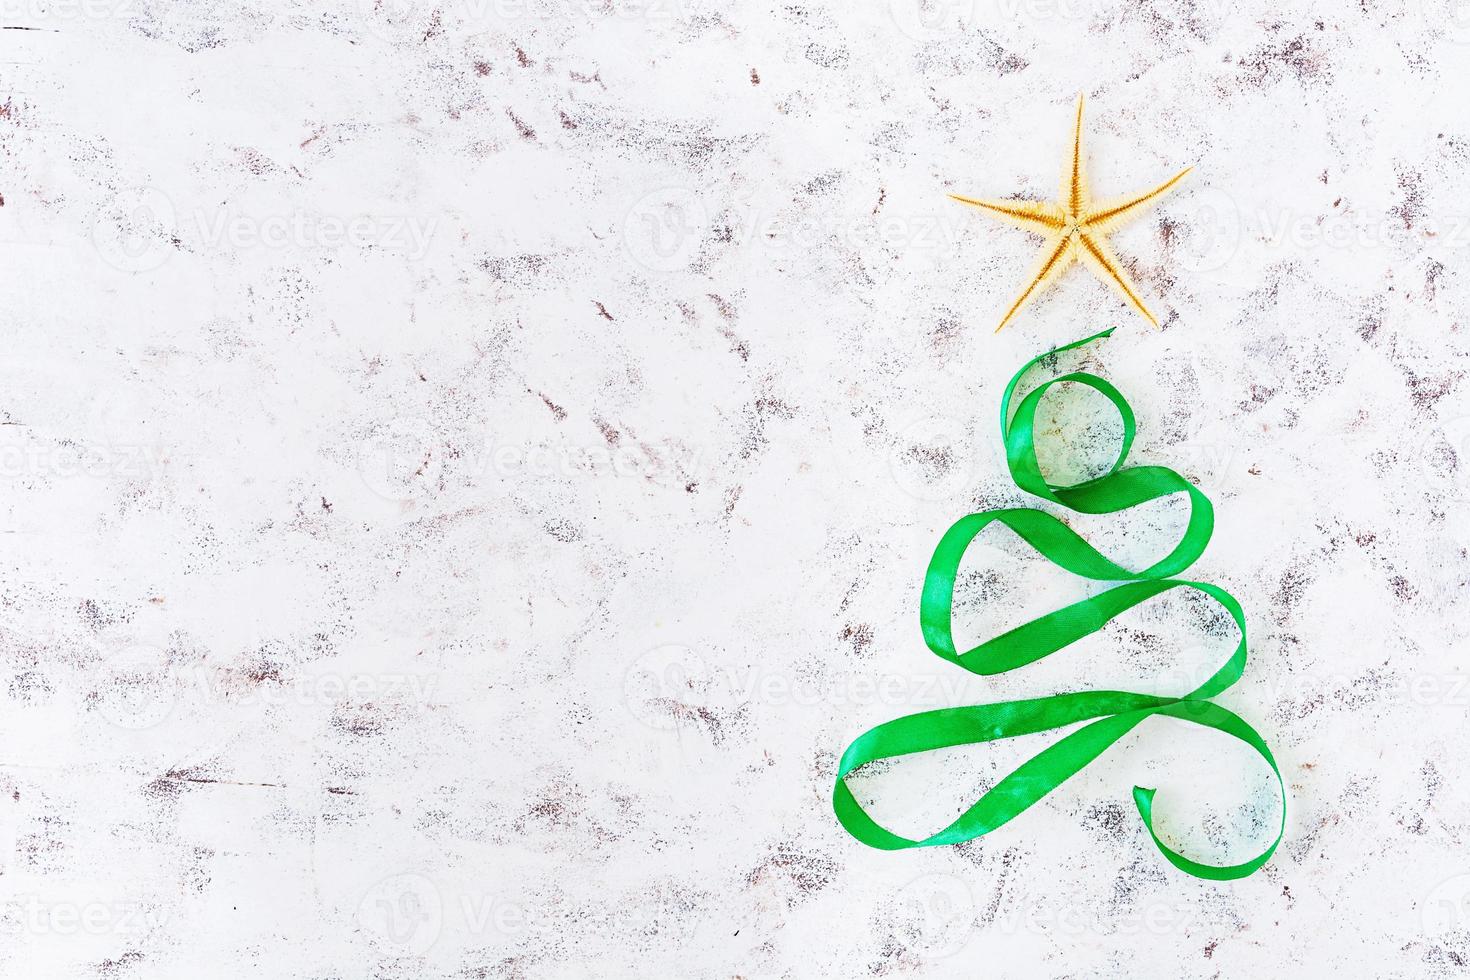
[
  {"left": 949, "top": 195, "right": 1066, "bottom": 236},
  {"left": 1082, "top": 166, "right": 1192, "bottom": 236},
  {"left": 1061, "top": 93, "right": 1089, "bottom": 219},
  {"left": 994, "top": 233, "right": 1077, "bottom": 333},
  {"left": 1076, "top": 231, "right": 1159, "bottom": 328}
]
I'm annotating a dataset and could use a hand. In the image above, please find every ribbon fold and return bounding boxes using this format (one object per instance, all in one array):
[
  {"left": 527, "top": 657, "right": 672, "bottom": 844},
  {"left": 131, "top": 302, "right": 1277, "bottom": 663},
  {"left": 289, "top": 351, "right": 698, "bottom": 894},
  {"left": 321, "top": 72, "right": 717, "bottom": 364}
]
[{"left": 832, "top": 329, "right": 1285, "bottom": 880}]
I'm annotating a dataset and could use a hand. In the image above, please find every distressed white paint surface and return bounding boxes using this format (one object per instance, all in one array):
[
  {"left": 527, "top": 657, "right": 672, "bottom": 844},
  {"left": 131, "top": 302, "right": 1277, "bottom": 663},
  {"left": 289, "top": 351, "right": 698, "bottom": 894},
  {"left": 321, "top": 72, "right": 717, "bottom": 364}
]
[{"left": 2, "top": 0, "right": 1469, "bottom": 976}]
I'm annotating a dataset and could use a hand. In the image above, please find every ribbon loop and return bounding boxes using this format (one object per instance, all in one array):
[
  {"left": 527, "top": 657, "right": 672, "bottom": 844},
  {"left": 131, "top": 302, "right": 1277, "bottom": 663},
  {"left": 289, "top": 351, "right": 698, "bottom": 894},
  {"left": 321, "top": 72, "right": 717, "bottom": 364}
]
[{"left": 833, "top": 331, "right": 1285, "bottom": 880}]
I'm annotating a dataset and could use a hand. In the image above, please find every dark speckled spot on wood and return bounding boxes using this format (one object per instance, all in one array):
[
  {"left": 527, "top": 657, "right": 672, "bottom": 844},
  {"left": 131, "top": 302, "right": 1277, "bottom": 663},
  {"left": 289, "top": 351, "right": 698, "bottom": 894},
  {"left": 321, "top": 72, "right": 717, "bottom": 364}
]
[
  {"left": 839, "top": 622, "right": 873, "bottom": 657},
  {"left": 507, "top": 108, "right": 537, "bottom": 142},
  {"left": 745, "top": 843, "right": 840, "bottom": 907},
  {"left": 593, "top": 416, "right": 620, "bottom": 446},
  {"left": 534, "top": 390, "right": 567, "bottom": 421},
  {"left": 543, "top": 518, "right": 582, "bottom": 542}
]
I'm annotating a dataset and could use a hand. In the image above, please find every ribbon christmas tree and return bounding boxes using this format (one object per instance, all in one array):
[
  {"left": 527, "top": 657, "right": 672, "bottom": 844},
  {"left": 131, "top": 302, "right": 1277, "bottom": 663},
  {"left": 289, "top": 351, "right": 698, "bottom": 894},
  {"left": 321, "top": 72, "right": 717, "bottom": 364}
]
[
  {"left": 832, "top": 331, "right": 1285, "bottom": 879},
  {"left": 831, "top": 99, "right": 1285, "bottom": 879}
]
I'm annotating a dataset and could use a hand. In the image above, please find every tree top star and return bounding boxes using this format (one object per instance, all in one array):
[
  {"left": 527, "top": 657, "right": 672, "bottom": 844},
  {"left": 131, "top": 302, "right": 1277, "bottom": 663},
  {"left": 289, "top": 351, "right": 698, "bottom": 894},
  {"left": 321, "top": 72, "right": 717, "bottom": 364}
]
[{"left": 951, "top": 94, "right": 1190, "bottom": 333}]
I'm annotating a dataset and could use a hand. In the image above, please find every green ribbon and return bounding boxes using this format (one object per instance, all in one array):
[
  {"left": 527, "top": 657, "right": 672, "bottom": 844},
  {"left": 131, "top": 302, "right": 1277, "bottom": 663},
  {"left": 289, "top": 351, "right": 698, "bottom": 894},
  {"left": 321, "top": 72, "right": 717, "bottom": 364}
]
[{"left": 832, "top": 329, "right": 1285, "bottom": 880}]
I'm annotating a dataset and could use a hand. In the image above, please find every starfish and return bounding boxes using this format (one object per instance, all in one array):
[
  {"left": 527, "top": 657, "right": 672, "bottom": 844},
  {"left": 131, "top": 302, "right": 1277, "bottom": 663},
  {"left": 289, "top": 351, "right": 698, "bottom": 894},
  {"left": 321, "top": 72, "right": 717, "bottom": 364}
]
[{"left": 951, "top": 94, "right": 1191, "bottom": 332}]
